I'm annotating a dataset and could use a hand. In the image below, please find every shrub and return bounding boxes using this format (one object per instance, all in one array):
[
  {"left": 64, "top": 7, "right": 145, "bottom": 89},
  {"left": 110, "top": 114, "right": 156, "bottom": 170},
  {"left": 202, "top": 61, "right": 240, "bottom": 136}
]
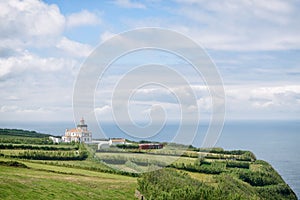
[
  {"left": 256, "top": 184, "right": 297, "bottom": 199},
  {"left": 0, "top": 160, "right": 28, "bottom": 168},
  {"left": 169, "top": 161, "right": 223, "bottom": 174},
  {"left": 0, "top": 143, "right": 76, "bottom": 151},
  {"left": 137, "top": 168, "right": 251, "bottom": 200},
  {"left": 238, "top": 170, "right": 281, "bottom": 186},
  {"left": 116, "top": 144, "right": 139, "bottom": 149},
  {"left": 226, "top": 161, "right": 249, "bottom": 169}
]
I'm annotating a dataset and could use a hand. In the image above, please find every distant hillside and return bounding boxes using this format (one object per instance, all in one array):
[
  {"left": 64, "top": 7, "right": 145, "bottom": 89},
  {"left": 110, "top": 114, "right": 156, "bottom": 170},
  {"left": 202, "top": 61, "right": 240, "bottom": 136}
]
[{"left": 0, "top": 128, "right": 52, "bottom": 138}]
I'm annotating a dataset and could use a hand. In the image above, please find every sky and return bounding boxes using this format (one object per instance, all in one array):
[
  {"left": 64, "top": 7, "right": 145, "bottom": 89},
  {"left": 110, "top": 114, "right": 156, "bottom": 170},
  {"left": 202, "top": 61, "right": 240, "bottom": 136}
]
[{"left": 0, "top": 0, "right": 300, "bottom": 124}]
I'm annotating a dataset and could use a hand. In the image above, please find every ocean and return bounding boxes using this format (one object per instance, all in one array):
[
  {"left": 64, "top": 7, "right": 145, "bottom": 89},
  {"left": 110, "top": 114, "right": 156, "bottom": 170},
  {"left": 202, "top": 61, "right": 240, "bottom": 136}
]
[{"left": 0, "top": 120, "right": 299, "bottom": 198}]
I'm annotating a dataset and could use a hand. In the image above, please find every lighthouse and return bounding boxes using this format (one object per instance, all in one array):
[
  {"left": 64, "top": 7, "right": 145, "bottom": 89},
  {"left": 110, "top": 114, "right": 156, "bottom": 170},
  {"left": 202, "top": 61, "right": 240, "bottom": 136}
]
[{"left": 62, "top": 117, "right": 92, "bottom": 143}]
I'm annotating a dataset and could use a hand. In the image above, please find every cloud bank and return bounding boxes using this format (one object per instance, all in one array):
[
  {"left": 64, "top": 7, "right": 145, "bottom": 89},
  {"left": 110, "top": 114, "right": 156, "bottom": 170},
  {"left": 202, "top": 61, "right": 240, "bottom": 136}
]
[{"left": 0, "top": 0, "right": 299, "bottom": 122}]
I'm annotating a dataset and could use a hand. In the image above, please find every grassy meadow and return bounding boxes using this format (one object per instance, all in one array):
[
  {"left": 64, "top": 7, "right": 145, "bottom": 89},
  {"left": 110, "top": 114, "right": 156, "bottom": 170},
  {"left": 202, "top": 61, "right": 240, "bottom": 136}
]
[{"left": 0, "top": 162, "right": 136, "bottom": 200}]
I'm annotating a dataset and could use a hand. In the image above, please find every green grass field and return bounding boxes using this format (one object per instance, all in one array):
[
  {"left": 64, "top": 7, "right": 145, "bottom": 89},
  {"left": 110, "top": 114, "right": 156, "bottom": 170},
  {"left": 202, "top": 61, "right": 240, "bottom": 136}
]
[{"left": 0, "top": 160, "right": 137, "bottom": 200}]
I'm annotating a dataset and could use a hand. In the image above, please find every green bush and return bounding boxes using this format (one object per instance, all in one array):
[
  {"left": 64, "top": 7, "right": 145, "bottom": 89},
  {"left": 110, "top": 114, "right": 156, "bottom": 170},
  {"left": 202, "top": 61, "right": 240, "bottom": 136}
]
[
  {"left": 256, "top": 184, "right": 297, "bottom": 199},
  {"left": 137, "top": 168, "right": 297, "bottom": 200},
  {"left": 0, "top": 160, "right": 28, "bottom": 168},
  {"left": 137, "top": 168, "right": 256, "bottom": 200},
  {"left": 0, "top": 143, "right": 76, "bottom": 151},
  {"left": 116, "top": 144, "right": 139, "bottom": 149},
  {"left": 226, "top": 161, "right": 249, "bottom": 169},
  {"left": 238, "top": 170, "right": 281, "bottom": 186},
  {"left": 169, "top": 161, "right": 224, "bottom": 174},
  {"left": 137, "top": 169, "right": 211, "bottom": 200}
]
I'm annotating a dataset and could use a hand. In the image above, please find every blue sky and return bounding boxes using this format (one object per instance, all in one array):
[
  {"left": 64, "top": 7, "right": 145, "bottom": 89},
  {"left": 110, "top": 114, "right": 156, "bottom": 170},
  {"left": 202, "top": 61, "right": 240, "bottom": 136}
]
[{"left": 0, "top": 0, "right": 300, "bottom": 123}]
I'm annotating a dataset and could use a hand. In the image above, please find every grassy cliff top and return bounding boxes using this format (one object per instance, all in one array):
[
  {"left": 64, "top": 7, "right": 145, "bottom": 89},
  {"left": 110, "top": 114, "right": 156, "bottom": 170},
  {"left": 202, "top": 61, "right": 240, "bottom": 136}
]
[{"left": 0, "top": 128, "right": 297, "bottom": 200}]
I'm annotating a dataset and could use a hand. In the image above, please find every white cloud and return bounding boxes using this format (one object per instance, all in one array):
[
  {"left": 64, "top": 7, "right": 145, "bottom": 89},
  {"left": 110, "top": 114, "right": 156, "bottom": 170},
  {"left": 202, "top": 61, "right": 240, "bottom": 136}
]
[
  {"left": 0, "top": 1, "right": 99, "bottom": 52},
  {"left": 94, "top": 83, "right": 212, "bottom": 122},
  {"left": 0, "top": 0, "right": 65, "bottom": 41},
  {"left": 95, "top": 105, "right": 111, "bottom": 115},
  {"left": 249, "top": 85, "right": 300, "bottom": 109},
  {"left": 66, "top": 10, "right": 101, "bottom": 28},
  {"left": 0, "top": 105, "right": 19, "bottom": 113},
  {"left": 56, "top": 37, "right": 93, "bottom": 57},
  {"left": 113, "top": 0, "right": 146, "bottom": 9},
  {"left": 0, "top": 1, "right": 99, "bottom": 122},
  {"left": 173, "top": 0, "right": 300, "bottom": 50},
  {"left": 0, "top": 105, "right": 51, "bottom": 114},
  {"left": 121, "top": 0, "right": 300, "bottom": 51},
  {"left": 223, "top": 84, "right": 300, "bottom": 119},
  {"left": 116, "top": 84, "right": 299, "bottom": 120},
  {"left": 100, "top": 31, "right": 117, "bottom": 42},
  {"left": 0, "top": 105, "right": 73, "bottom": 122},
  {"left": 197, "top": 97, "right": 212, "bottom": 111},
  {"left": 0, "top": 50, "right": 75, "bottom": 78},
  {"left": 0, "top": 0, "right": 299, "bottom": 122}
]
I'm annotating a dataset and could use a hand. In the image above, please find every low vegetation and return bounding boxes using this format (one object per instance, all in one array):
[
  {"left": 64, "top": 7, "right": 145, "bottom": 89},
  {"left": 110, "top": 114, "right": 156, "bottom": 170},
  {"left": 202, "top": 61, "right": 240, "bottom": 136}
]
[
  {"left": 0, "top": 128, "right": 52, "bottom": 138},
  {"left": 0, "top": 128, "right": 53, "bottom": 144},
  {"left": 0, "top": 161, "right": 136, "bottom": 200},
  {"left": 137, "top": 167, "right": 296, "bottom": 200},
  {"left": 0, "top": 128, "right": 297, "bottom": 200}
]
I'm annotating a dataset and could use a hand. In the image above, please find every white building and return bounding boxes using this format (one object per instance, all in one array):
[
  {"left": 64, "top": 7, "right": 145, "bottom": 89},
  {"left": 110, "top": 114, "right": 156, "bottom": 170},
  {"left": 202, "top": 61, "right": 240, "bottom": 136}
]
[
  {"left": 49, "top": 136, "right": 61, "bottom": 143},
  {"left": 96, "top": 138, "right": 127, "bottom": 150},
  {"left": 97, "top": 141, "right": 110, "bottom": 149},
  {"left": 109, "top": 138, "right": 126, "bottom": 146},
  {"left": 62, "top": 118, "right": 92, "bottom": 143}
]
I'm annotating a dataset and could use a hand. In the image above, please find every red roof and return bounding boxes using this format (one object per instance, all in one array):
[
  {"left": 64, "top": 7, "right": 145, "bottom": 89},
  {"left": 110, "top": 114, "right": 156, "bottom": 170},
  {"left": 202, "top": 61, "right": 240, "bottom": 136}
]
[
  {"left": 66, "top": 128, "right": 89, "bottom": 133},
  {"left": 111, "top": 138, "right": 125, "bottom": 142}
]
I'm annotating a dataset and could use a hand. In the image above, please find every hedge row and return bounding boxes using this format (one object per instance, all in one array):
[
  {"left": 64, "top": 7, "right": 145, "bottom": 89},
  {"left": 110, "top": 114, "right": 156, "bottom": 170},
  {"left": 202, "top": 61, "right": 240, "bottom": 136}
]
[
  {"left": 226, "top": 161, "right": 250, "bottom": 169},
  {"left": 237, "top": 170, "right": 282, "bottom": 186},
  {"left": 2, "top": 150, "right": 88, "bottom": 161},
  {"left": 169, "top": 162, "right": 224, "bottom": 174},
  {"left": 99, "top": 155, "right": 167, "bottom": 167},
  {"left": 0, "top": 160, "right": 28, "bottom": 168},
  {"left": 0, "top": 128, "right": 52, "bottom": 138},
  {"left": 0, "top": 143, "right": 77, "bottom": 151}
]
